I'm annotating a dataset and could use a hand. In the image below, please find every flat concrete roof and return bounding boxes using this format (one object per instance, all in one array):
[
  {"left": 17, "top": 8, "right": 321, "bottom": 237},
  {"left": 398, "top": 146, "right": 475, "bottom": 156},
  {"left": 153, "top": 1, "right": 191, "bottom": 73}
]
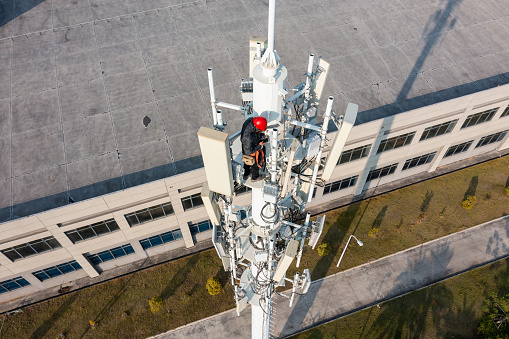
[{"left": 1, "top": 0, "right": 509, "bottom": 221}]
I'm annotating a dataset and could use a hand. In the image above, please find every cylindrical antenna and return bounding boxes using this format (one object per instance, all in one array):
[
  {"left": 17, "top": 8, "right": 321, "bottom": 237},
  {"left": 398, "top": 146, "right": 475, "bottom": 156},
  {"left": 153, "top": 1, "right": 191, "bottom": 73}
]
[
  {"left": 216, "top": 110, "right": 223, "bottom": 129},
  {"left": 208, "top": 68, "right": 218, "bottom": 126},
  {"left": 256, "top": 42, "right": 262, "bottom": 59},
  {"left": 306, "top": 54, "right": 314, "bottom": 75},
  {"left": 270, "top": 128, "right": 278, "bottom": 183},
  {"left": 267, "top": 0, "right": 276, "bottom": 53},
  {"left": 304, "top": 54, "right": 315, "bottom": 109}
]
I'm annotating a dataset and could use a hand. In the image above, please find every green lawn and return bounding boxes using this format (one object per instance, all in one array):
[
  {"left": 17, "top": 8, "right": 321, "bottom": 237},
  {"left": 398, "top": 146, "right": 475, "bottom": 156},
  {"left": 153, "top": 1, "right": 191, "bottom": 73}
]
[
  {"left": 2, "top": 155, "right": 509, "bottom": 338},
  {"left": 291, "top": 258, "right": 509, "bottom": 339}
]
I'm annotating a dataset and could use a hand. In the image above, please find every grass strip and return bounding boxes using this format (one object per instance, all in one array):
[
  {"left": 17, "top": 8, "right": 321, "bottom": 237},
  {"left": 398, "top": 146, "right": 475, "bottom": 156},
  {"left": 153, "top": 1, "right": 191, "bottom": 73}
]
[{"left": 290, "top": 257, "right": 509, "bottom": 338}]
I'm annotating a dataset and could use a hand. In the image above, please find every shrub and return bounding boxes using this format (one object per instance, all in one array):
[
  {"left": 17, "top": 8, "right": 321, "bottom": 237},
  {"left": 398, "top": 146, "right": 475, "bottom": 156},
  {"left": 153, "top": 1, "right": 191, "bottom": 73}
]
[
  {"left": 206, "top": 277, "right": 222, "bottom": 295},
  {"left": 317, "top": 242, "right": 331, "bottom": 256},
  {"left": 462, "top": 195, "right": 476, "bottom": 209},
  {"left": 478, "top": 292, "right": 509, "bottom": 338},
  {"left": 149, "top": 297, "right": 163, "bottom": 314},
  {"left": 368, "top": 228, "right": 379, "bottom": 238},
  {"left": 505, "top": 186, "right": 509, "bottom": 195}
]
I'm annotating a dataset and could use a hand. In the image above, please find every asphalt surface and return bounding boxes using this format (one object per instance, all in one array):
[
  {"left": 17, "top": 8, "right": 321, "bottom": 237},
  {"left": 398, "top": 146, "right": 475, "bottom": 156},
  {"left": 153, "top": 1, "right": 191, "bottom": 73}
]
[
  {"left": 2, "top": 0, "right": 509, "bottom": 221},
  {"left": 151, "top": 215, "right": 509, "bottom": 338}
]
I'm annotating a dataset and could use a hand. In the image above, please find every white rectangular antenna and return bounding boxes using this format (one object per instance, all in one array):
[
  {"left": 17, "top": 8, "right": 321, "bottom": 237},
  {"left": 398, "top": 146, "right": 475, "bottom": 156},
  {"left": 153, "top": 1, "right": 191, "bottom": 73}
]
[
  {"left": 202, "top": 182, "right": 222, "bottom": 225},
  {"left": 197, "top": 127, "right": 234, "bottom": 196},
  {"left": 273, "top": 239, "right": 299, "bottom": 282},
  {"left": 309, "top": 58, "right": 330, "bottom": 108},
  {"left": 249, "top": 37, "right": 267, "bottom": 79},
  {"left": 309, "top": 215, "right": 325, "bottom": 249},
  {"left": 321, "top": 103, "right": 358, "bottom": 181}
]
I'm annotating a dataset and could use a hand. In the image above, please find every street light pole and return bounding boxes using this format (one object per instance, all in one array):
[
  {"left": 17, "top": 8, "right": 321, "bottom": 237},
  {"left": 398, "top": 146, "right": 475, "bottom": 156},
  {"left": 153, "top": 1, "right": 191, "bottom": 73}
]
[{"left": 337, "top": 235, "right": 363, "bottom": 267}]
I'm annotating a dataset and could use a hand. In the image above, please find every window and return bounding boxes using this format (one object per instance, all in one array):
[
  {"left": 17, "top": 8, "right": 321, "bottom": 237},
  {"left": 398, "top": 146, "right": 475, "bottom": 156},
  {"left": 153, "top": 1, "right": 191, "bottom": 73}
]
[
  {"left": 32, "top": 260, "right": 82, "bottom": 282},
  {"left": 444, "top": 141, "right": 473, "bottom": 157},
  {"left": 181, "top": 193, "right": 203, "bottom": 211},
  {"left": 140, "top": 229, "right": 183, "bottom": 250},
  {"left": 377, "top": 132, "right": 415, "bottom": 154},
  {"left": 65, "top": 219, "right": 120, "bottom": 244},
  {"left": 323, "top": 176, "right": 358, "bottom": 195},
  {"left": 366, "top": 163, "right": 398, "bottom": 182},
  {"left": 402, "top": 152, "right": 436, "bottom": 171},
  {"left": 87, "top": 244, "right": 135, "bottom": 265},
  {"left": 338, "top": 144, "right": 371, "bottom": 165},
  {"left": 0, "top": 277, "right": 30, "bottom": 294},
  {"left": 189, "top": 220, "right": 213, "bottom": 235},
  {"left": 420, "top": 120, "right": 457, "bottom": 141},
  {"left": 461, "top": 107, "right": 498, "bottom": 129},
  {"left": 1, "top": 236, "right": 62, "bottom": 262},
  {"left": 125, "top": 202, "right": 175, "bottom": 227},
  {"left": 501, "top": 105, "right": 509, "bottom": 118},
  {"left": 476, "top": 130, "right": 508, "bottom": 148}
]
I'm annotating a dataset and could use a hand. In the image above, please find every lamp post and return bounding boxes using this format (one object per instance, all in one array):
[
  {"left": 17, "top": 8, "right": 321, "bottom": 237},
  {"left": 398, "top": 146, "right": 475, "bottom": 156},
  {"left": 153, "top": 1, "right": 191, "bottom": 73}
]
[{"left": 337, "top": 235, "right": 363, "bottom": 267}]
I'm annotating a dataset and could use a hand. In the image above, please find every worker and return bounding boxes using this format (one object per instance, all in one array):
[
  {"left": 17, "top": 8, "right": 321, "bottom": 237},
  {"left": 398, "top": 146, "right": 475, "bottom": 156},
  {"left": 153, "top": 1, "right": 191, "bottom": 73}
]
[{"left": 241, "top": 116, "right": 268, "bottom": 181}]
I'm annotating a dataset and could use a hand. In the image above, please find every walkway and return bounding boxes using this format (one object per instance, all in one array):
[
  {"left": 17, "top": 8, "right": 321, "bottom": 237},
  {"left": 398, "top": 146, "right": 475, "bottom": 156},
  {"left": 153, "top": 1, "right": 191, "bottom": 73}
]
[{"left": 152, "top": 215, "right": 509, "bottom": 338}]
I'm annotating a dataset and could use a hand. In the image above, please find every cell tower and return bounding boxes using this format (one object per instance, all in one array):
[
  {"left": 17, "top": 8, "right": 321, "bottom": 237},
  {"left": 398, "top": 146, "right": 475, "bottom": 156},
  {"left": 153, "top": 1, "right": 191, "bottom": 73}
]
[{"left": 197, "top": 1, "right": 358, "bottom": 338}]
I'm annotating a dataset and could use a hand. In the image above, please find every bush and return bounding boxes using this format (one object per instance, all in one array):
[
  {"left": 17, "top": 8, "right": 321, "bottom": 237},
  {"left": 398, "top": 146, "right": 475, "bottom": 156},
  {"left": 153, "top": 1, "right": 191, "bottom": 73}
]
[
  {"left": 505, "top": 186, "right": 509, "bottom": 195},
  {"left": 149, "top": 297, "right": 163, "bottom": 314},
  {"left": 462, "top": 195, "right": 476, "bottom": 209},
  {"left": 478, "top": 292, "right": 509, "bottom": 338},
  {"left": 206, "top": 277, "right": 222, "bottom": 295},
  {"left": 317, "top": 242, "right": 331, "bottom": 256},
  {"left": 368, "top": 228, "right": 379, "bottom": 238}
]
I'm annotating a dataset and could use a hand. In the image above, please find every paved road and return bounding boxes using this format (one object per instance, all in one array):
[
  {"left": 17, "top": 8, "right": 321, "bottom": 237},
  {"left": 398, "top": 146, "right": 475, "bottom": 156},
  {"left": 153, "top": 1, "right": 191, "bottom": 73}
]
[{"left": 152, "top": 215, "right": 509, "bottom": 338}]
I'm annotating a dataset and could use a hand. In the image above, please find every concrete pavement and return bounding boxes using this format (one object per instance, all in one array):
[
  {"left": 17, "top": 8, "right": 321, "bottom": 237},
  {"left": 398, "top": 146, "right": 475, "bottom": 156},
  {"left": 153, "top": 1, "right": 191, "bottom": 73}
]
[{"left": 152, "top": 215, "right": 509, "bottom": 338}]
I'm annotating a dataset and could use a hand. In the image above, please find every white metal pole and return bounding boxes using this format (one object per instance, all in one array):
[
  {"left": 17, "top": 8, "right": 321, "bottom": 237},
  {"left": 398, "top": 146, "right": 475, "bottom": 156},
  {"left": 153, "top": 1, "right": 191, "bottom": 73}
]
[
  {"left": 267, "top": 0, "right": 276, "bottom": 53},
  {"left": 304, "top": 54, "right": 314, "bottom": 110},
  {"left": 307, "top": 97, "right": 334, "bottom": 202},
  {"left": 208, "top": 68, "right": 218, "bottom": 126},
  {"left": 337, "top": 235, "right": 353, "bottom": 267}
]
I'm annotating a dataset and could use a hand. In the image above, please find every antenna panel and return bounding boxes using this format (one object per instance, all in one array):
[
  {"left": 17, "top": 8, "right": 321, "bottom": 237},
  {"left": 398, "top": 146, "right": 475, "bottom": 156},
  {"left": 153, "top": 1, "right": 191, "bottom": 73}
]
[
  {"left": 308, "top": 215, "right": 325, "bottom": 249},
  {"left": 201, "top": 182, "right": 222, "bottom": 225},
  {"left": 249, "top": 37, "right": 267, "bottom": 79},
  {"left": 301, "top": 269, "right": 311, "bottom": 294},
  {"left": 321, "top": 103, "right": 358, "bottom": 181},
  {"left": 309, "top": 58, "right": 330, "bottom": 108},
  {"left": 197, "top": 127, "right": 234, "bottom": 196}
]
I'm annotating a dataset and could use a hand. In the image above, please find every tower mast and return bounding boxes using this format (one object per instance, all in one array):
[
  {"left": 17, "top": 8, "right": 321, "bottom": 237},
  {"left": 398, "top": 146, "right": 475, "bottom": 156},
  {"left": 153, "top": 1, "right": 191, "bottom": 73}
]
[{"left": 197, "top": 1, "right": 358, "bottom": 337}]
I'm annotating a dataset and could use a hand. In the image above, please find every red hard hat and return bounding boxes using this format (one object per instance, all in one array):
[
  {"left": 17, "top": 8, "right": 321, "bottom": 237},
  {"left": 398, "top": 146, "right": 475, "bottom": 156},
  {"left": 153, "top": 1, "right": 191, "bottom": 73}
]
[{"left": 253, "top": 116, "right": 267, "bottom": 131}]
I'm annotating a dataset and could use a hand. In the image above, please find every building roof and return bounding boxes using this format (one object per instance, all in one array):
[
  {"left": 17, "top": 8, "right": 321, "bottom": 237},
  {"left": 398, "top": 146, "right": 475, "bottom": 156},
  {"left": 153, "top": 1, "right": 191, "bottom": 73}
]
[{"left": 1, "top": 0, "right": 509, "bottom": 221}]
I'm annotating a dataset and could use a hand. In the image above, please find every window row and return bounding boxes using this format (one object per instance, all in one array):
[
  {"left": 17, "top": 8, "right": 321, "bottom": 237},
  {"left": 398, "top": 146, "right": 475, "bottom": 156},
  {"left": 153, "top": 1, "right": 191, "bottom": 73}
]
[
  {"left": 337, "top": 105, "right": 509, "bottom": 164},
  {"left": 444, "top": 130, "right": 509, "bottom": 158},
  {"left": 366, "top": 163, "right": 398, "bottom": 182},
  {"left": 323, "top": 176, "right": 358, "bottom": 195},
  {"left": 1, "top": 236, "right": 62, "bottom": 262},
  {"left": 33, "top": 260, "right": 82, "bottom": 282},
  {"left": 65, "top": 219, "right": 120, "bottom": 244},
  {"left": 88, "top": 244, "right": 135, "bottom": 265},
  {"left": 461, "top": 107, "right": 498, "bottom": 129},
  {"left": 0, "top": 277, "right": 30, "bottom": 294},
  {"left": 140, "top": 229, "right": 183, "bottom": 250},
  {"left": 402, "top": 152, "right": 436, "bottom": 171},
  {"left": 189, "top": 220, "right": 213, "bottom": 235},
  {"left": 125, "top": 202, "right": 175, "bottom": 227}
]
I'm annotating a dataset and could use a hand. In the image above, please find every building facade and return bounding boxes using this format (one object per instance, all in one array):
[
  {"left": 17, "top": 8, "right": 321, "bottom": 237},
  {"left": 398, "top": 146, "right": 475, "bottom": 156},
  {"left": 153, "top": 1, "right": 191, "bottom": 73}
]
[{"left": 0, "top": 83, "right": 509, "bottom": 303}]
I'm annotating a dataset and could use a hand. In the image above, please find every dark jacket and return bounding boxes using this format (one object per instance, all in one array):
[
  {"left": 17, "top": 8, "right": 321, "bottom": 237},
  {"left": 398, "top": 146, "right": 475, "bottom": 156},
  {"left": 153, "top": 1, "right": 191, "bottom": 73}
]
[{"left": 241, "top": 118, "right": 264, "bottom": 155}]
